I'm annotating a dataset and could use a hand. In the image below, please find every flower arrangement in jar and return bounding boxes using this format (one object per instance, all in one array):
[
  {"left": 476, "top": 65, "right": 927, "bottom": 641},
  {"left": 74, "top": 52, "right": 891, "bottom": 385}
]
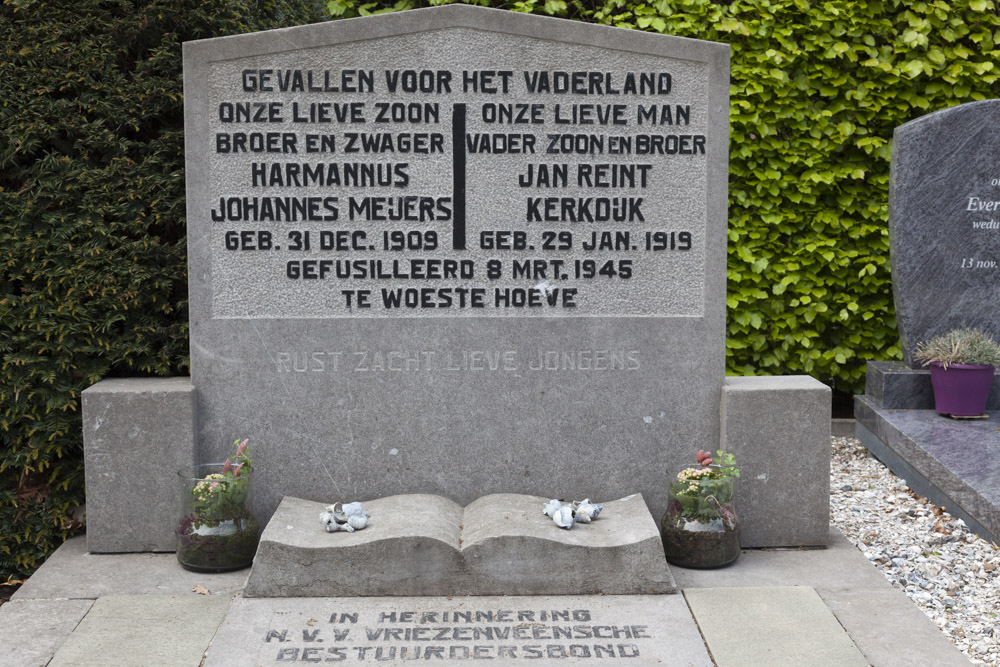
[
  {"left": 176, "top": 439, "right": 259, "bottom": 573},
  {"left": 661, "top": 449, "right": 741, "bottom": 568}
]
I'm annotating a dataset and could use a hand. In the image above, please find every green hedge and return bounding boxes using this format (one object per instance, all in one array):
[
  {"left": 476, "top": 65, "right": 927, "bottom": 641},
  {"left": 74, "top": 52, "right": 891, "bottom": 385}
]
[
  {"left": 676, "top": 0, "right": 999, "bottom": 390},
  {"left": 2, "top": 0, "right": 998, "bottom": 579},
  {"left": 0, "top": 0, "right": 323, "bottom": 581},
  {"left": 327, "top": 0, "right": 1000, "bottom": 392}
]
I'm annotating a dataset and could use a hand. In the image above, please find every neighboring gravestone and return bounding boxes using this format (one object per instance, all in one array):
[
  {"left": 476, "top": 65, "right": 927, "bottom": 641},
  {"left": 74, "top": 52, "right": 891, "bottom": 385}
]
[
  {"left": 182, "top": 6, "right": 729, "bottom": 522},
  {"left": 890, "top": 99, "right": 1000, "bottom": 366},
  {"left": 856, "top": 99, "right": 1000, "bottom": 546}
]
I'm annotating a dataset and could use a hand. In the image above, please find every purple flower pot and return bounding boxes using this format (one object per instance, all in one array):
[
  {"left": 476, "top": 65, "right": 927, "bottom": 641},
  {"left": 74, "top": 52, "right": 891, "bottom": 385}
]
[{"left": 928, "top": 362, "right": 995, "bottom": 417}]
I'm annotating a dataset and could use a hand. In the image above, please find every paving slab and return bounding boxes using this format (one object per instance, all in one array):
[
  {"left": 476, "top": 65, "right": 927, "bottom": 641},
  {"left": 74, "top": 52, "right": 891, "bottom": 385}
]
[
  {"left": 245, "top": 494, "right": 675, "bottom": 597},
  {"left": 0, "top": 599, "right": 94, "bottom": 667},
  {"left": 821, "top": 589, "right": 972, "bottom": 667},
  {"left": 685, "top": 586, "right": 869, "bottom": 667},
  {"left": 205, "top": 594, "right": 711, "bottom": 666},
  {"left": 676, "top": 526, "right": 971, "bottom": 667},
  {"left": 12, "top": 536, "right": 248, "bottom": 601},
  {"left": 7, "top": 526, "right": 974, "bottom": 666},
  {"left": 47, "top": 594, "right": 233, "bottom": 667}
]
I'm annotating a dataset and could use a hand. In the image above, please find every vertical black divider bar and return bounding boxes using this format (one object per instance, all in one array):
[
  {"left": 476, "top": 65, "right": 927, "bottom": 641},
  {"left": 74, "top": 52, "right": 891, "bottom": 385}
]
[{"left": 452, "top": 103, "right": 467, "bottom": 250}]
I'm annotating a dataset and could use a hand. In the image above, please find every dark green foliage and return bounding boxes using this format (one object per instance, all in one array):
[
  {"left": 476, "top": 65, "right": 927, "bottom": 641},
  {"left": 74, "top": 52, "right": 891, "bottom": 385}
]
[
  {"left": 0, "top": 0, "right": 323, "bottom": 581},
  {"left": 322, "top": 0, "right": 1000, "bottom": 393}
]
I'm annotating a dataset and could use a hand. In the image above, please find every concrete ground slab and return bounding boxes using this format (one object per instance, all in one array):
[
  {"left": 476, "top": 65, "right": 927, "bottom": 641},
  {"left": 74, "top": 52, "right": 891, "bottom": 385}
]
[
  {"left": 205, "top": 594, "right": 711, "bottom": 666},
  {"left": 821, "top": 589, "right": 972, "bottom": 667},
  {"left": 675, "top": 527, "right": 970, "bottom": 667},
  {"left": 0, "top": 599, "right": 93, "bottom": 667},
  {"left": 13, "top": 536, "right": 248, "bottom": 601},
  {"left": 672, "top": 526, "right": 888, "bottom": 591},
  {"left": 832, "top": 417, "right": 856, "bottom": 438},
  {"left": 5, "top": 526, "right": 973, "bottom": 666},
  {"left": 685, "top": 586, "right": 869, "bottom": 667},
  {"left": 47, "top": 594, "right": 233, "bottom": 667}
]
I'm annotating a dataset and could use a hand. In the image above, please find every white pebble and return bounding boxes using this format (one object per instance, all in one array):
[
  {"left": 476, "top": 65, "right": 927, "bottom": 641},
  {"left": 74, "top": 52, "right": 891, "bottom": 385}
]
[{"left": 830, "top": 436, "right": 1000, "bottom": 664}]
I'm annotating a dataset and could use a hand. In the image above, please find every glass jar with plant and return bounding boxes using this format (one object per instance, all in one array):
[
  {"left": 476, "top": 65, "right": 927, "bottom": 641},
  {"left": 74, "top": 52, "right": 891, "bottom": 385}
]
[
  {"left": 661, "top": 449, "right": 741, "bottom": 569},
  {"left": 176, "top": 439, "right": 260, "bottom": 573},
  {"left": 914, "top": 326, "right": 1000, "bottom": 417}
]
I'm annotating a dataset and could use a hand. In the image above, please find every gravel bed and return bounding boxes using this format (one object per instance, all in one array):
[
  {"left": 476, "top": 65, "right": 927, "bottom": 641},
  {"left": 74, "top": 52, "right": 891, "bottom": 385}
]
[{"left": 831, "top": 436, "right": 1000, "bottom": 666}]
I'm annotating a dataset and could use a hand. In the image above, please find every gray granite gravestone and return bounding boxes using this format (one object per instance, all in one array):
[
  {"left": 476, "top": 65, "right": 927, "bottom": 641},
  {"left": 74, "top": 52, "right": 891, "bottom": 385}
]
[
  {"left": 890, "top": 99, "right": 1000, "bottom": 366},
  {"left": 857, "top": 99, "right": 1000, "bottom": 546},
  {"left": 182, "top": 6, "right": 730, "bottom": 523}
]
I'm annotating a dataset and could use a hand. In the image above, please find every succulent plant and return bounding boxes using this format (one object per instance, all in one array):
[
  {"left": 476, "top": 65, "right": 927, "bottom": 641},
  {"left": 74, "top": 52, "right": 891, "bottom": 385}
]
[{"left": 914, "top": 327, "right": 1000, "bottom": 369}]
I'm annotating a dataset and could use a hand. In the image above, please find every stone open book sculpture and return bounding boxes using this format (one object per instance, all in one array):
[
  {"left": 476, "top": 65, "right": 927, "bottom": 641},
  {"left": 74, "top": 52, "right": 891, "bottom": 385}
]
[{"left": 244, "top": 493, "right": 675, "bottom": 597}]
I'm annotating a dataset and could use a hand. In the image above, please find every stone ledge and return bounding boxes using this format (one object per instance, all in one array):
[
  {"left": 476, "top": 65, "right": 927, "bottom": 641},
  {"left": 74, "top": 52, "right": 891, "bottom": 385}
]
[
  {"left": 864, "top": 360, "right": 1000, "bottom": 410},
  {"left": 855, "top": 396, "right": 1000, "bottom": 544},
  {"left": 244, "top": 494, "right": 675, "bottom": 597}
]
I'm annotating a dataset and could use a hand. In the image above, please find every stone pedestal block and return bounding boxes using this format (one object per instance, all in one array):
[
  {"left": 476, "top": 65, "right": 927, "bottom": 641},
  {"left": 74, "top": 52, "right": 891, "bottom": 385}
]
[
  {"left": 721, "top": 376, "right": 831, "bottom": 547},
  {"left": 82, "top": 377, "right": 196, "bottom": 553}
]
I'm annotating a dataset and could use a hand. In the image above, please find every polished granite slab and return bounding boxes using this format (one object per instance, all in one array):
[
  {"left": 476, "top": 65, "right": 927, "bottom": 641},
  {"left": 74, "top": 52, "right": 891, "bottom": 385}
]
[{"left": 855, "top": 396, "right": 1000, "bottom": 543}]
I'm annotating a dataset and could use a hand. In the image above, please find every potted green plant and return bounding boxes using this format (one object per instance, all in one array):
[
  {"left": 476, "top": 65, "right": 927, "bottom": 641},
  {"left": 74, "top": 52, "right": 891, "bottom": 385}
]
[
  {"left": 914, "top": 327, "right": 1000, "bottom": 417},
  {"left": 176, "top": 439, "right": 260, "bottom": 572},
  {"left": 661, "top": 449, "right": 741, "bottom": 569}
]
